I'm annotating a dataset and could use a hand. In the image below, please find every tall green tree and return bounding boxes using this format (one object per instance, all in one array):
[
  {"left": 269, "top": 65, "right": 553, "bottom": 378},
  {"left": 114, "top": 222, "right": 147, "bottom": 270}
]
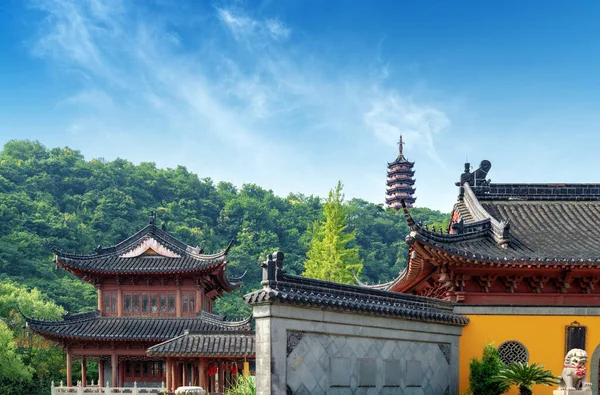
[{"left": 303, "top": 182, "right": 363, "bottom": 283}]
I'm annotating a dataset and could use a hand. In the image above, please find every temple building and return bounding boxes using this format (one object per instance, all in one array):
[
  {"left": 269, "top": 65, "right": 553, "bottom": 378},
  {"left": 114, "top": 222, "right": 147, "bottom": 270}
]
[
  {"left": 386, "top": 135, "right": 416, "bottom": 209},
  {"left": 23, "top": 212, "right": 254, "bottom": 393},
  {"left": 371, "top": 158, "right": 600, "bottom": 395}
]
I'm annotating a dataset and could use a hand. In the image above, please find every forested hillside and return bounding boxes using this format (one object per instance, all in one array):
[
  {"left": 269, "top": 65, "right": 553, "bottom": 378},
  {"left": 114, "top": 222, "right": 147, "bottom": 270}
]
[{"left": 0, "top": 140, "right": 450, "bottom": 317}]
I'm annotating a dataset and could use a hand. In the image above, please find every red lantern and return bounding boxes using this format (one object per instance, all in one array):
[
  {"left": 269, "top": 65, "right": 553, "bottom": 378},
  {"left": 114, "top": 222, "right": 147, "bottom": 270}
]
[{"left": 231, "top": 364, "right": 238, "bottom": 375}]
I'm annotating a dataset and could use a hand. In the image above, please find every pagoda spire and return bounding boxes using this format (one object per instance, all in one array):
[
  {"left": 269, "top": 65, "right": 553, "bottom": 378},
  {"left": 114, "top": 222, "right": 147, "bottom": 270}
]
[
  {"left": 398, "top": 135, "right": 404, "bottom": 156},
  {"left": 386, "top": 135, "right": 416, "bottom": 209}
]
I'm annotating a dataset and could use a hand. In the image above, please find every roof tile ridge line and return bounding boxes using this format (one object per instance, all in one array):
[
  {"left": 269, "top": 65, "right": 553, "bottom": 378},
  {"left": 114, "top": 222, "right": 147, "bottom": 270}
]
[
  {"left": 462, "top": 183, "right": 510, "bottom": 246},
  {"left": 185, "top": 330, "right": 256, "bottom": 335},
  {"left": 22, "top": 307, "right": 101, "bottom": 326},
  {"left": 400, "top": 200, "right": 485, "bottom": 241},
  {"left": 51, "top": 225, "right": 155, "bottom": 259},
  {"left": 353, "top": 272, "right": 395, "bottom": 290},
  {"left": 213, "top": 315, "right": 252, "bottom": 328},
  {"left": 415, "top": 235, "right": 598, "bottom": 263},
  {"left": 273, "top": 275, "right": 455, "bottom": 311},
  {"left": 147, "top": 332, "right": 188, "bottom": 351},
  {"left": 186, "top": 239, "right": 233, "bottom": 260},
  {"left": 149, "top": 226, "right": 196, "bottom": 254},
  {"left": 199, "top": 310, "right": 251, "bottom": 328},
  {"left": 62, "top": 309, "right": 101, "bottom": 321}
]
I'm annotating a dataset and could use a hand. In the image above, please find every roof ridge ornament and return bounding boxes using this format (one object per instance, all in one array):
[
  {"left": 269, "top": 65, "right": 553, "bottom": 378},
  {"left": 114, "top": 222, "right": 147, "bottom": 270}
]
[
  {"left": 456, "top": 160, "right": 492, "bottom": 187},
  {"left": 148, "top": 210, "right": 156, "bottom": 225},
  {"left": 262, "top": 251, "right": 285, "bottom": 283}
]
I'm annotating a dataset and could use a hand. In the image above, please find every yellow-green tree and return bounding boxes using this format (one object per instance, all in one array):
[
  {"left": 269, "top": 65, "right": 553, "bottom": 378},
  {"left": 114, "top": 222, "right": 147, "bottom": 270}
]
[{"left": 303, "top": 182, "right": 363, "bottom": 283}]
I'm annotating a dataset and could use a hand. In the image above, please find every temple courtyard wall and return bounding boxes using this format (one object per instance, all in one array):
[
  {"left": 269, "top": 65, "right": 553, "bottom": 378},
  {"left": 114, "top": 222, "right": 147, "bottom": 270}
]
[
  {"left": 253, "top": 303, "right": 462, "bottom": 395},
  {"left": 456, "top": 305, "right": 600, "bottom": 395}
]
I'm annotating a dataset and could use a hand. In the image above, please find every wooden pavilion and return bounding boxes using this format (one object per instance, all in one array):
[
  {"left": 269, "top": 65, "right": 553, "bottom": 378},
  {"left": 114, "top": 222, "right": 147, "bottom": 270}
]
[{"left": 23, "top": 212, "right": 254, "bottom": 393}]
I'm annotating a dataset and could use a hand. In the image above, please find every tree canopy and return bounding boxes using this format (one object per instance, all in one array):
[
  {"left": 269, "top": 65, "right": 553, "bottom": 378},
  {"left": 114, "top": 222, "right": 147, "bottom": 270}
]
[
  {"left": 0, "top": 139, "right": 450, "bottom": 316},
  {"left": 303, "top": 181, "right": 363, "bottom": 283}
]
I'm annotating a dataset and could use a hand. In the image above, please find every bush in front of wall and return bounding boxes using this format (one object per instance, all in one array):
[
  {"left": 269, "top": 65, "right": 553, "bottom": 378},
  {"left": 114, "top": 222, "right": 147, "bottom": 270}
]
[{"left": 469, "top": 343, "right": 509, "bottom": 395}]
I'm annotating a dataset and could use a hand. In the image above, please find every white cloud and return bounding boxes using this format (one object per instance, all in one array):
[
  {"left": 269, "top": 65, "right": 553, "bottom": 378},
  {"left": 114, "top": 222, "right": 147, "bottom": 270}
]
[
  {"left": 364, "top": 91, "right": 450, "bottom": 164},
  {"left": 217, "top": 8, "right": 290, "bottom": 42}
]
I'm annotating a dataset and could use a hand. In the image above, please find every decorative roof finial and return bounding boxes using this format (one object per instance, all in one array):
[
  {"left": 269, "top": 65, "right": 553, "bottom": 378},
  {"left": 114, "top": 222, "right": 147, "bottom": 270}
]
[
  {"left": 148, "top": 210, "right": 156, "bottom": 225},
  {"left": 398, "top": 135, "right": 405, "bottom": 157}
]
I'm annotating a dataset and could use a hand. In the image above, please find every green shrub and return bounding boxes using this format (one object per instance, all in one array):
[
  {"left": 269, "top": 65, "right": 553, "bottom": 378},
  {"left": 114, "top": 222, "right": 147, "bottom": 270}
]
[
  {"left": 226, "top": 374, "right": 255, "bottom": 395},
  {"left": 469, "top": 343, "right": 508, "bottom": 395},
  {"left": 494, "top": 362, "right": 557, "bottom": 395}
]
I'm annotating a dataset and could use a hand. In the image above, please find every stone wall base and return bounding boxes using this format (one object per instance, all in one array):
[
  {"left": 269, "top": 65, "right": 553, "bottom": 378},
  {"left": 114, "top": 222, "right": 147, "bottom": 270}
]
[{"left": 554, "top": 390, "right": 592, "bottom": 395}]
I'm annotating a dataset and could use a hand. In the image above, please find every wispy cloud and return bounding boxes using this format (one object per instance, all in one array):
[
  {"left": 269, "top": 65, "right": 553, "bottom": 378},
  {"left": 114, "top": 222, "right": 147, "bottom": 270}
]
[
  {"left": 364, "top": 91, "right": 451, "bottom": 164},
  {"left": 28, "top": 0, "right": 452, "bottom": 204},
  {"left": 218, "top": 8, "right": 290, "bottom": 42}
]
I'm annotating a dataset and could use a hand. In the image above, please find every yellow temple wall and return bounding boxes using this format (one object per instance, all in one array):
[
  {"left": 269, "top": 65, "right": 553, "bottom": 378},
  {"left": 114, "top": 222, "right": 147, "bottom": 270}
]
[{"left": 459, "top": 313, "right": 600, "bottom": 395}]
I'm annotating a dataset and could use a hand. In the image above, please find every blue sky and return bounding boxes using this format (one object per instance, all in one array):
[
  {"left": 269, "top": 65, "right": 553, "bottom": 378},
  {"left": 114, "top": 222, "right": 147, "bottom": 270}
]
[{"left": 2, "top": 0, "right": 600, "bottom": 211}]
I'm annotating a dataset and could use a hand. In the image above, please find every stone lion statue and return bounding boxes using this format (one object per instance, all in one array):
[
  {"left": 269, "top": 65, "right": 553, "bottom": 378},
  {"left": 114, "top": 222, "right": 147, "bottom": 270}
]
[{"left": 558, "top": 348, "right": 592, "bottom": 390}]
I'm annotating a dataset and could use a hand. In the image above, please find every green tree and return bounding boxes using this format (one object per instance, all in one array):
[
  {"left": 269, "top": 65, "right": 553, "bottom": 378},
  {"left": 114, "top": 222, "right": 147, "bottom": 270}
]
[
  {"left": 303, "top": 182, "right": 363, "bottom": 283},
  {"left": 0, "top": 320, "right": 32, "bottom": 394},
  {"left": 0, "top": 282, "right": 66, "bottom": 395},
  {"left": 494, "top": 362, "right": 557, "bottom": 395},
  {"left": 469, "top": 343, "right": 508, "bottom": 395}
]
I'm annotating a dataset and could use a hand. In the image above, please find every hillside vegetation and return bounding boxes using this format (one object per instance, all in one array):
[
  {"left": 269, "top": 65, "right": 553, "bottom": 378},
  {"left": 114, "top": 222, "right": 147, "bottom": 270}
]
[{"left": 0, "top": 139, "right": 449, "bottom": 316}]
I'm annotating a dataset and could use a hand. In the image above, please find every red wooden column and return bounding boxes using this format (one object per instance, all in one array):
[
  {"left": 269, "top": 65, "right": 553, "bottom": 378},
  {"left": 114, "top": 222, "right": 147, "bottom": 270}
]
[
  {"left": 218, "top": 361, "right": 225, "bottom": 393},
  {"left": 117, "top": 288, "right": 123, "bottom": 317},
  {"left": 66, "top": 350, "right": 72, "bottom": 387},
  {"left": 191, "top": 361, "right": 196, "bottom": 386},
  {"left": 165, "top": 358, "right": 171, "bottom": 392},
  {"left": 81, "top": 358, "right": 87, "bottom": 387},
  {"left": 98, "top": 360, "right": 104, "bottom": 387},
  {"left": 182, "top": 361, "right": 187, "bottom": 387},
  {"left": 111, "top": 353, "right": 117, "bottom": 388},
  {"left": 176, "top": 288, "right": 182, "bottom": 317},
  {"left": 171, "top": 360, "right": 176, "bottom": 391},
  {"left": 118, "top": 361, "right": 125, "bottom": 387},
  {"left": 198, "top": 359, "right": 206, "bottom": 389}
]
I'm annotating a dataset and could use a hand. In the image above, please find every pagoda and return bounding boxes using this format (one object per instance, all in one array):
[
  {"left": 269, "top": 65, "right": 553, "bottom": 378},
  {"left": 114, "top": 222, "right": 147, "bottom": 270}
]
[
  {"left": 22, "top": 212, "right": 254, "bottom": 393},
  {"left": 386, "top": 135, "right": 416, "bottom": 208}
]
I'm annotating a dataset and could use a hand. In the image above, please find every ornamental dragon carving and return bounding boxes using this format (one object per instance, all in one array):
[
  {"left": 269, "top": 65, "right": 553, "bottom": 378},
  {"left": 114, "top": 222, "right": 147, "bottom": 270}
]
[{"left": 557, "top": 348, "right": 592, "bottom": 392}]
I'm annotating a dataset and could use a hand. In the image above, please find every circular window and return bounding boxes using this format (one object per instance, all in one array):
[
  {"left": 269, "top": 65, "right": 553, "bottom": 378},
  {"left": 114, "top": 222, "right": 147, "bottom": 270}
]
[{"left": 497, "top": 341, "right": 529, "bottom": 364}]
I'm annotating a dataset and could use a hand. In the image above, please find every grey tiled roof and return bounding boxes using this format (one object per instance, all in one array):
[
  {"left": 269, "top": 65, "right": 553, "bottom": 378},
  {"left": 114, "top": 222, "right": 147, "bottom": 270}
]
[
  {"left": 57, "top": 255, "right": 226, "bottom": 274},
  {"left": 410, "top": 181, "right": 600, "bottom": 263},
  {"left": 25, "top": 310, "right": 251, "bottom": 341},
  {"left": 51, "top": 223, "right": 232, "bottom": 274},
  {"left": 244, "top": 252, "right": 468, "bottom": 326},
  {"left": 147, "top": 332, "right": 255, "bottom": 357}
]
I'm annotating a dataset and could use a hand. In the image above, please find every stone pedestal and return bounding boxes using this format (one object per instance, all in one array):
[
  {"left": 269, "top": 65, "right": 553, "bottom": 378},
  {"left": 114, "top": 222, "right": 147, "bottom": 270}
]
[
  {"left": 175, "top": 387, "right": 206, "bottom": 395},
  {"left": 554, "top": 390, "right": 592, "bottom": 395}
]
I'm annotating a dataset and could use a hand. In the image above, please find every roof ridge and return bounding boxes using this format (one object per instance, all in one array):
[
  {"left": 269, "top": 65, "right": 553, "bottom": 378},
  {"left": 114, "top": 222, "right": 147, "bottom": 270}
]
[
  {"left": 276, "top": 273, "right": 455, "bottom": 312},
  {"left": 460, "top": 184, "right": 510, "bottom": 246},
  {"left": 400, "top": 199, "right": 491, "bottom": 243},
  {"left": 51, "top": 223, "right": 233, "bottom": 260}
]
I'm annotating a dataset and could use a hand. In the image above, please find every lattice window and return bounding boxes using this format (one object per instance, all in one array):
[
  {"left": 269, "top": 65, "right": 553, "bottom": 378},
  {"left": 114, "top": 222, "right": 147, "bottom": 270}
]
[{"left": 497, "top": 341, "right": 529, "bottom": 364}]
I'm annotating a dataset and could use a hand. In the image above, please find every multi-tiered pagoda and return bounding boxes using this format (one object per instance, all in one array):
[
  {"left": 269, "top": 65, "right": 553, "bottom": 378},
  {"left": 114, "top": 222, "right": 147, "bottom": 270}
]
[
  {"left": 386, "top": 135, "right": 416, "bottom": 208},
  {"left": 23, "top": 212, "right": 254, "bottom": 393}
]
